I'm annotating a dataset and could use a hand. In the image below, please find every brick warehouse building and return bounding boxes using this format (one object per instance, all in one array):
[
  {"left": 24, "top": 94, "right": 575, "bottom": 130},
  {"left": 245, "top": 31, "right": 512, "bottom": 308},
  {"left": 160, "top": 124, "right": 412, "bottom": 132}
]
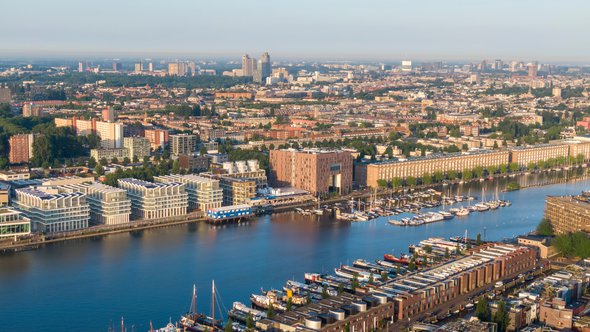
[
  {"left": 261, "top": 244, "right": 537, "bottom": 331},
  {"left": 269, "top": 149, "right": 353, "bottom": 196}
]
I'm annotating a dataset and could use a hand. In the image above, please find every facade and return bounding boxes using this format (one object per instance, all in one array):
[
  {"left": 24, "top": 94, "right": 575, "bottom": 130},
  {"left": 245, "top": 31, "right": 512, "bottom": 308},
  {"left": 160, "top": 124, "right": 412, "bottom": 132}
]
[
  {"left": 510, "top": 144, "right": 570, "bottom": 167},
  {"left": 55, "top": 117, "right": 124, "bottom": 148},
  {"left": 144, "top": 128, "right": 169, "bottom": 149},
  {"left": 217, "top": 160, "right": 268, "bottom": 190},
  {"left": 216, "top": 177, "right": 256, "bottom": 206},
  {"left": 90, "top": 148, "right": 129, "bottom": 162},
  {"left": 13, "top": 186, "right": 90, "bottom": 233},
  {"left": 155, "top": 174, "right": 222, "bottom": 212},
  {"left": 117, "top": 178, "right": 188, "bottom": 220},
  {"left": 170, "top": 134, "right": 198, "bottom": 156},
  {"left": 22, "top": 102, "right": 44, "bottom": 117},
  {"left": 544, "top": 196, "right": 590, "bottom": 235},
  {"left": 268, "top": 149, "right": 355, "bottom": 195},
  {"left": 206, "top": 204, "right": 252, "bottom": 220},
  {"left": 178, "top": 153, "right": 209, "bottom": 173},
  {"left": 9, "top": 133, "right": 35, "bottom": 164},
  {"left": 59, "top": 182, "right": 131, "bottom": 226},
  {"left": 123, "top": 137, "right": 151, "bottom": 161},
  {"left": 0, "top": 208, "right": 31, "bottom": 239},
  {"left": 366, "top": 150, "right": 510, "bottom": 188},
  {"left": 263, "top": 244, "right": 537, "bottom": 332},
  {"left": 0, "top": 85, "right": 11, "bottom": 103}
]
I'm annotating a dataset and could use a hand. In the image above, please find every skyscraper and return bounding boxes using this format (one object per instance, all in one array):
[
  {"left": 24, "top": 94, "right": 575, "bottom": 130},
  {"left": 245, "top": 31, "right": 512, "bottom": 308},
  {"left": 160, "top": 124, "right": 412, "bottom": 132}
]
[
  {"left": 241, "top": 54, "right": 255, "bottom": 77},
  {"left": 528, "top": 61, "right": 538, "bottom": 78},
  {"left": 0, "top": 85, "right": 11, "bottom": 103},
  {"left": 253, "top": 52, "right": 271, "bottom": 84},
  {"left": 78, "top": 62, "right": 85, "bottom": 73},
  {"left": 112, "top": 61, "right": 122, "bottom": 71}
]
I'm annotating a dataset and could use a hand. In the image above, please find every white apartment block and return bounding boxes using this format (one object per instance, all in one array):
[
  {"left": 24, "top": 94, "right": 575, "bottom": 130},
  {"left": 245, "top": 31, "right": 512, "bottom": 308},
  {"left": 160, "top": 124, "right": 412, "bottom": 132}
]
[
  {"left": 95, "top": 121, "right": 124, "bottom": 149},
  {"left": 117, "top": 178, "right": 188, "bottom": 220},
  {"left": 91, "top": 148, "right": 129, "bottom": 162},
  {"left": 13, "top": 187, "right": 90, "bottom": 233},
  {"left": 123, "top": 137, "right": 151, "bottom": 160},
  {"left": 155, "top": 174, "right": 223, "bottom": 212},
  {"left": 171, "top": 134, "right": 198, "bottom": 156},
  {"left": 58, "top": 182, "right": 131, "bottom": 226}
]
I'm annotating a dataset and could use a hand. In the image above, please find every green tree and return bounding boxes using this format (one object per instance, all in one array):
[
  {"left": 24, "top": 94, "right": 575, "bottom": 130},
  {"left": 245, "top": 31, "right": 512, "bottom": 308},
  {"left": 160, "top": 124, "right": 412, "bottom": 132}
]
[
  {"left": 499, "top": 164, "right": 508, "bottom": 174},
  {"left": 493, "top": 301, "right": 510, "bottom": 332},
  {"left": 133, "top": 155, "right": 139, "bottom": 163},
  {"left": 111, "top": 157, "right": 118, "bottom": 164},
  {"left": 351, "top": 273, "right": 360, "bottom": 292},
  {"left": 95, "top": 164, "right": 105, "bottom": 177},
  {"left": 462, "top": 168, "right": 472, "bottom": 180},
  {"left": 368, "top": 272, "right": 375, "bottom": 284},
  {"left": 445, "top": 248, "right": 450, "bottom": 259},
  {"left": 475, "top": 296, "right": 490, "bottom": 321},
  {"left": 476, "top": 233, "right": 482, "bottom": 246},
  {"left": 536, "top": 218, "right": 553, "bottom": 236},
  {"left": 391, "top": 177, "right": 403, "bottom": 189},
  {"left": 172, "top": 159, "right": 180, "bottom": 174},
  {"left": 286, "top": 298, "right": 293, "bottom": 311},
  {"left": 87, "top": 157, "right": 97, "bottom": 168},
  {"left": 99, "top": 157, "right": 108, "bottom": 166},
  {"left": 447, "top": 170, "right": 458, "bottom": 180},
  {"left": 123, "top": 156, "right": 131, "bottom": 164},
  {"left": 405, "top": 176, "right": 417, "bottom": 187},
  {"left": 337, "top": 283, "right": 344, "bottom": 295},
  {"left": 245, "top": 312, "right": 254, "bottom": 329},
  {"left": 377, "top": 179, "right": 388, "bottom": 188},
  {"left": 322, "top": 286, "right": 329, "bottom": 299},
  {"left": 224, "top": 317, "right": 233, "bottom": 332},
  {"left": 509, "top": 162, "right": 519, "bottom": 172},
  {"left": 266, "top": 303, "right": 275, "bottom": 319},
  {"left": 422, "top": 173, "right": 432, "bottom": 185},
  {"left": 381, "top": 271, "right": 388, "bottom": 282}
]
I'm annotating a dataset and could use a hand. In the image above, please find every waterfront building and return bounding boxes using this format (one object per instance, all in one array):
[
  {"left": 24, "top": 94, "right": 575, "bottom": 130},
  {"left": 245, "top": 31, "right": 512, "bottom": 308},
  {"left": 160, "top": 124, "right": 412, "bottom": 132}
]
[
  {"left": 0, "top": 208, "right": 31, "bottom": 239},
  {"left": 13, "top": 186, "right": 90, "bottom": 233},
  {"left": 209, "top": 176, "right": 256, "bottom": 206},
  {"left": 117, "top": 178, "right": 188, "bottom": 220},
  {"left": 206, "top": 204, "right": 252, "bottom": 221},
  {"left": 510, "top": 144, "right": 570, "bottom": 167},
  {"left": 216, "top": 160, "right": 267, "bottom": 190},
  {"left": 154, "top": 174, "right": 222, "bottom": 212},
  {"left": 9, "top": 133, "right": 35, "bottom": 164},
  {"left": 123, "top": 137, "right": 151, "bottom": 161},
  {"left": 58, "top": 182, "right": 131, "bottom": 225},
  {"left": 544, "top": 195, "right": 590, "bottom": 235},
  {"left": 170, "top": 134, "right": 198, "bottom": 156},
  {"left": 263, "top": 244, "right": 537, "bottom": 331},
  {"left": 90, "top": 148, "right": 129, "bottom": 162},
  {"left": 366, "top": 150, "right": 510, "bottom": 188},
  {"left": 178, "top": 153, "right": 209, "bottom": 173},
  {"left": 269, "top": 149, "right": 353, "bottom": 195}
]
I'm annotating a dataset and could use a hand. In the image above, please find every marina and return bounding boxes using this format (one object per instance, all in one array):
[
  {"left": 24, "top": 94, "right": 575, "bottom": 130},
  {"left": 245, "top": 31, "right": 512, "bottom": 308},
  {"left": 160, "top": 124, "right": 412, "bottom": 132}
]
[{"left": 0, "top": 177, "right": 588, "bottom": 331}]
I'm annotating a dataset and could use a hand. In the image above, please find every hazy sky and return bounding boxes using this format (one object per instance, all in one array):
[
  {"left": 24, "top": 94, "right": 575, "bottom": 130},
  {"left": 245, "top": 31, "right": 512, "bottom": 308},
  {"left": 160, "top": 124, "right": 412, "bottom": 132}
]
[{"left": 1, "top": 0, "right": 589, "bottom": 62}]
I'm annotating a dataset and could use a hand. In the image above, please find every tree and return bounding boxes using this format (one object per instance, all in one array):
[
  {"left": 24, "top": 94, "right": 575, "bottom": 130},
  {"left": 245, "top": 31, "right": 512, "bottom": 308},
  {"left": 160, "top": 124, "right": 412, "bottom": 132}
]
[
  {"left": 445, "top": 247, "right": 450, "bottom": 259},
  {"left": 381, "top": 271, "right": 388, "bottom": 282},
  {"left": 408, "top": 260, "right": 416, "bottom": 271},
  {"left": 405, "top": 176, "right": 417, "bottom": 187},
  {"left": 447, "top": 170, "right": 458, "bottom": 180},
  {"left": 322, "top": 286, "right": 329, "bottom": 299},
  {"left": 338, "top": 283, "right": 344, "bottom": 295},
  {"left": 111, "top": 157, "right": 119, "bottom": 164},
  {"left": 351, "top": 273, "right": 360, "bottom": 291},
  {"left": 87, "top": 157, "right": 97, "bottom": 168},
  {"left": 423, "top": 245, "right": 433, "bottom": 254},
  {"left": 475, "top": 296, "right": 490, "bottom": 321},
  {"left": 527, "top": 162, "right": 536, "bottom": 171},
  {"left": 133, "top": 155, "right": 139, "bottom": 163},
  {"left": 123, "top": 156, "right": 131, "bottom": 164},
  {"left": 377, "top": 179, "right": 388, "bottom": 188},
  {"left": 509, "top": 162, "right": 519, "bottom": 172},
  {"left": 172, "top": 159, "right": 180, "bottom": 174},
  {"left": 391, "top": 177, "right": 403, "bottom": 189},
  {"left": 245, "top": 312, "right": 254, "bottom": 329},
  {"left": 95, "top": 164, "right": 105, "bottom": 177},
  {"left": 499, "top": 164, "right": 508, "bottom": 174},
  {"left": 493, "top": 301, "right": 510, "bottom": 332},
  {"left": 286, "top": 298, "right": 293, "bottom": 311},
  {"left": 266, "top": 303, "right": 275, "bottom": 319},
  {"left": 306, "top": 293, "right": 312, "bottom": 304},
  {"left": 368, "top": 272, "right": 375, "bottom": 284},
  {"left": 476, "top": 233, "right": 482, "bottom": 246},
  {"left": 422, "top": 173, "right": 432, "bottom": 185},
  {"left": 224, "top": 317, "right": 233, "bottom": 332},
  {"left": 100, "top": 157, "right": 108, "bottom": 166},
  {"left": 536, "top": 218, "right": 553, "bottom": 236}
]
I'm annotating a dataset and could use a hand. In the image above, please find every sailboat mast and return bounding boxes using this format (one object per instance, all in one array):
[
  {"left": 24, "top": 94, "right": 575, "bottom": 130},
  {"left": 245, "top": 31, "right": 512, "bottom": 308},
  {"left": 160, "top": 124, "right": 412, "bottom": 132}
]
[
  {"left": 192, "top": 284, "right": 197, "bottom": 315},
  {"left": 211, "top": 280, "right": 216, "bottom": 330}
]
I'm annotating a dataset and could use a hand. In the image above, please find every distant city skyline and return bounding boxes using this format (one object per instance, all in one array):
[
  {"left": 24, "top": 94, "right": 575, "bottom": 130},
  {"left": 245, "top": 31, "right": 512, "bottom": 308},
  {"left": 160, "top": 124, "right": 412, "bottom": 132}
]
[{"left": 1, "top": 0, "right": 589, "bottom": 62}]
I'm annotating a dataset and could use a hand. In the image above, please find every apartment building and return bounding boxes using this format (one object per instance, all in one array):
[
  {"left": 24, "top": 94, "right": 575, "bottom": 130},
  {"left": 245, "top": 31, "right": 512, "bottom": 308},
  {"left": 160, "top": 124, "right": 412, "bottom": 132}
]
[
  {"left": 366, "top": 150, "right": 510, "bottom": 188},
  {"left": 123, "top": 137, "right": 151, "bottom": 160},
  {"left": 155, "top": 174, "right": 222, "bottom": 212},
  {"left": 91, "top": 148, "right": 129, "bottom": 162},
  {"left": 217, "top": 160, "right": 268, "bottom": 190},
  {"left": 144, "top": 128, "right": 169, "bottom": 149},
  {"left": 269, "top": 149, "right": 353, "bottom": 195},
  {"left": 170, "top": 134, "right": 198, "bottom": 156},
  {"left": 544, "top": 196, "right": 590, "bottom": 235},
  {"left": 54, "top": 117, "right": 124, "bottom": 148},
  {"left": 0, "top": 208, "right": 31, "bottom": 239},
  {"left": 178, "top": 154, "right": 209, "bottom": 173},
  {"left": 13, "top": 186, "right": 90, "bottom": 233},
  {"left": 510, "top": 144, "right": 570, "bottom": 167},
  {"left": 58, "top": 182, "right": 131, "bottom": 226},
  {"left": 117, "top": 178, "right": 188, "bottom": 220},
  {"left": 9, "top": 133, "right": 35, "bottom": 164}
]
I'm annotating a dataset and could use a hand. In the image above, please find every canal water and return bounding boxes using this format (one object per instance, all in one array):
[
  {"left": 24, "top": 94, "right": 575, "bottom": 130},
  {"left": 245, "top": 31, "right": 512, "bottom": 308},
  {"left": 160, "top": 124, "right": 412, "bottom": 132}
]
[{"left": 0, "top": 176, "right": 588, "bottom": 332}]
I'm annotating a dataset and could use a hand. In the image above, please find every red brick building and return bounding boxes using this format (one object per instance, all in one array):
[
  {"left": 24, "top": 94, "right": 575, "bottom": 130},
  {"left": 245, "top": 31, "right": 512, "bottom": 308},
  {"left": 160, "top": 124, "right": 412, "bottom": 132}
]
[
  {"left": 269, "top": 149, "right": 353, "bottom": 196},
  {"left": 9, "top": 134, "right": 35, "bottom": 164}
]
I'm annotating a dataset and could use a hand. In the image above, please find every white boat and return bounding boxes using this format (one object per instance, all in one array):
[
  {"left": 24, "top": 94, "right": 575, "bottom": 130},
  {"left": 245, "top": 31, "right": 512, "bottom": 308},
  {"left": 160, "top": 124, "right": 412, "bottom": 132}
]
[
  {"left": 474, "top": 203, "right": 489, "bottom": 212},
  {"left": 440, "top": 211, "right": 454, "bottom": 220},
  {"left": 388, "top": 219, "right": 406, "bottom": 226},
  {"left": 456, "top": 207, "right": 470, "bottom": 217}
]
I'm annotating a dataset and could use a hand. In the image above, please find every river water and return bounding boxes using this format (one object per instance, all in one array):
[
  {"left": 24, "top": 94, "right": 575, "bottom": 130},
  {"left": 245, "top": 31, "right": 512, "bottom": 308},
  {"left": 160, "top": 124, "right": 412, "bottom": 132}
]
[{"left": 0, "top": 174, "right": 588, "bottom": 332}]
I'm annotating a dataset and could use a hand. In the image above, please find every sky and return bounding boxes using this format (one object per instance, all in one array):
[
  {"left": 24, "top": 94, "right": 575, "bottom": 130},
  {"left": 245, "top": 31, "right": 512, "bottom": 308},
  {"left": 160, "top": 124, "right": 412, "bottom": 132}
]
[{"left": 1, "top": 0, "right": 589, "bottom": 62}]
